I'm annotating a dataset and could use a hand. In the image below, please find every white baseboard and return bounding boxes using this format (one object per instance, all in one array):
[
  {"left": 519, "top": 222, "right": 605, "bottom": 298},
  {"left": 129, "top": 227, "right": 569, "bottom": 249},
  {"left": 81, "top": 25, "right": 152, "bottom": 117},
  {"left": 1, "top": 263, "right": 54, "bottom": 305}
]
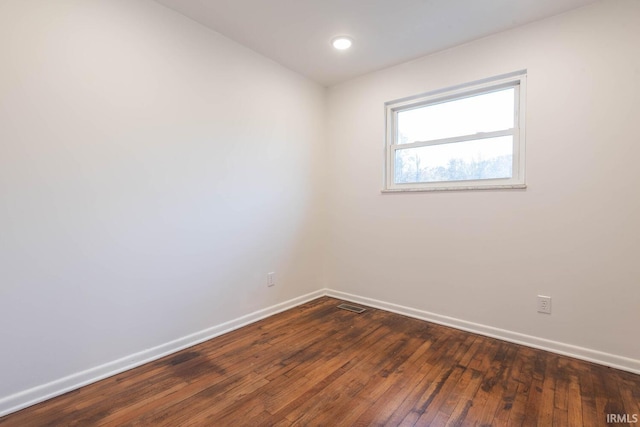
[
  {"left": 3, "top": 287, "right": 638, "bottom": 418},
  {"left": 325, "top": 289, "right": 640, "bottom": 376},
  {"left": 0, "top": 289, "right": 324, "bottom": 418}
]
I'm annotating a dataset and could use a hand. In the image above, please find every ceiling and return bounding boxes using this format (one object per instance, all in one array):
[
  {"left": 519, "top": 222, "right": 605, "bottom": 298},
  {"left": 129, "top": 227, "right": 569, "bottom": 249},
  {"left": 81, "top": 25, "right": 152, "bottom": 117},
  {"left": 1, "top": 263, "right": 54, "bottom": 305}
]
[{"left": 154, "top": 0, "right": 599, "bottom": 87}]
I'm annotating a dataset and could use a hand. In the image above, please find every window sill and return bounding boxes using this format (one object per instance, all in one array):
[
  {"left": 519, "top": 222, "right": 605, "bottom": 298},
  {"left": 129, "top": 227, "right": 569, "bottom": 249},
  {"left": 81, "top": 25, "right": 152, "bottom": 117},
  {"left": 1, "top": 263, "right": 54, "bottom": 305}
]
[{"left": 381, "top": 183, "right": 527, "bottom": 193}]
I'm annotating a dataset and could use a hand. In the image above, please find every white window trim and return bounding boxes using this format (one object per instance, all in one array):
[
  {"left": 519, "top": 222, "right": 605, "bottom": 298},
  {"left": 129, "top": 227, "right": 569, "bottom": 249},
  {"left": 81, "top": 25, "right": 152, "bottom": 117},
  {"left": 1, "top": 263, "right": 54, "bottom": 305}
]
[{"left": 382, "top": 70, "right": 527, "bottom": 192}]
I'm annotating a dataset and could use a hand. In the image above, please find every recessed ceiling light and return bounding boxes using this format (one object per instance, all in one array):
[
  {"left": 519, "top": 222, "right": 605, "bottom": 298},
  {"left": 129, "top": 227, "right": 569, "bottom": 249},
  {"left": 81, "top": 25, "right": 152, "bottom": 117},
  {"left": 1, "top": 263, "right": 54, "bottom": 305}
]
[{"left": 332, "top": 36, "right": 353, "bottom": 50}]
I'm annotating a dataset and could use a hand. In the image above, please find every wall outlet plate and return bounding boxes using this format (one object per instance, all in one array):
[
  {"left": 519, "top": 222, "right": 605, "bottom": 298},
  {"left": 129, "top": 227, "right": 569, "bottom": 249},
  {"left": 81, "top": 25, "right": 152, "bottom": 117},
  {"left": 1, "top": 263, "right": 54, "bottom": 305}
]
[{"left": 537, "top": 295, "right": 551, "bottom": 314}]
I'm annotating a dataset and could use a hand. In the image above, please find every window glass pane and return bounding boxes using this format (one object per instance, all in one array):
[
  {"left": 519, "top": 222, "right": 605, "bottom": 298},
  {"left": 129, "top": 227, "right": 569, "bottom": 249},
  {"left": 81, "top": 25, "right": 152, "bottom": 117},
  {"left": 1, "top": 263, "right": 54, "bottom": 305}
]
[
  {"left": 394, "top": 136, "right": 513, "bottom": 184},
  {"left": 396, "top": 88, "right": 515, "bottom": 144}
]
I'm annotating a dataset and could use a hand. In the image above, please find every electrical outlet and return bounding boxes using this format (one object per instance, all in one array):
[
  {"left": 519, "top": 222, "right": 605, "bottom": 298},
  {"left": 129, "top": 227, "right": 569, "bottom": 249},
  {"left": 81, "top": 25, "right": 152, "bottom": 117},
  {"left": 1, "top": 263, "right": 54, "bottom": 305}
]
[
  {"left": 537, "top": 295, "right": 551, "bottom": 314},
  {"left": 267, "top": 272, "right": 276, "bottom": 287}
]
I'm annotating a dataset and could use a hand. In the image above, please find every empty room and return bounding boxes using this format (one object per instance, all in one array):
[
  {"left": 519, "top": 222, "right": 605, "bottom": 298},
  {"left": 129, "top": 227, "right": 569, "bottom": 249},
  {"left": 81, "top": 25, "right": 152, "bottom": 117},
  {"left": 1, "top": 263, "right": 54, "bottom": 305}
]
[{"left": 1, "top": 0, "right": 639, "bottom": 425}]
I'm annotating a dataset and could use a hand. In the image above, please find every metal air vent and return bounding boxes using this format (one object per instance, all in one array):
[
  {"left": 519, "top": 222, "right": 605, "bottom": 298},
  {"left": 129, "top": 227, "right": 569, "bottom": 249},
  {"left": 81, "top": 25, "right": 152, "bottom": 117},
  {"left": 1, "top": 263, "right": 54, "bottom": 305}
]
[{"left": 337, "top": 303, "right": 366, "bottom": 314}]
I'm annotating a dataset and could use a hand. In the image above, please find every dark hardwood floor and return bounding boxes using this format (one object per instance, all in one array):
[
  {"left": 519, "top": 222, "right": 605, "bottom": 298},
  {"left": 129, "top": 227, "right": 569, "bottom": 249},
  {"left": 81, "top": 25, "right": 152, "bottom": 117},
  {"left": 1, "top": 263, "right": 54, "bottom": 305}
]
[{"left": 1, "top": 297, "right": 638, "bottom": 426}]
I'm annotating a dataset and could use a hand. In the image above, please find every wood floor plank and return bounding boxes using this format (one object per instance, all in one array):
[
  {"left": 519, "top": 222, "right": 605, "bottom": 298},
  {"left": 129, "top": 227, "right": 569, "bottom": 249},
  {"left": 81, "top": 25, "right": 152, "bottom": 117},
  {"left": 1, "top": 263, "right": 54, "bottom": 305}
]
[
  {"left": 1, "top": 296, "right": 638, "bottom": 427},
  {"left": 447, "top": 338, "right": 500, "bottom": 424},
  {"left": 537, "top": 354, "right": 558, "bottom": 426},
  {"left": 444, "top": 368, "right": 483, "bottom": 426},
  {"left": 392, "top": 345, "right": 465, "bottom": 424},
  {"left": 578, "top": 362, "right": 599, "bottom": 427},
  {"left": 489, "top": 346, "right": 525, "bottom": 426},
  {"left": 506, "top": 347, "right": 536, "bottom": 426},
  {"left": 617, "top": 374, "right": 640, "bottom": 425},
  {"left": 566, "top": 373, "right": 584, "bottom": 427},
  {"left": 407, "top": 336, "right": 477, "bottom": 425},
  {"left": 349, "top": 339, "right": 438, "bottom": 426},
  {"left": 280, "top": 325, "right": 403, "bottom": 425},
  {"left": 475, "top": 343, "right": 520, "bottom": 426}
]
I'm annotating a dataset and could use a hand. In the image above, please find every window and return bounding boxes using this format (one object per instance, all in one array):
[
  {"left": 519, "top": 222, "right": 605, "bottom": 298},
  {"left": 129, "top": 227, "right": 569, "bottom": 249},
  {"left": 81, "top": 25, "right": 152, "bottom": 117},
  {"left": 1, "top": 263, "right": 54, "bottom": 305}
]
[{"left": 383, "top": 71, "right": 526, "bottom": 192}]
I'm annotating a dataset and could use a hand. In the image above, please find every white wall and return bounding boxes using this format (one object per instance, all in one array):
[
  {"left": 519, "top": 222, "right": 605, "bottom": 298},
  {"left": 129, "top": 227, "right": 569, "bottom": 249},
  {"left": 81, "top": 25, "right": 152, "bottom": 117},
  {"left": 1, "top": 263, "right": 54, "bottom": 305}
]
[
  {"left": 0, "top": 0, "right": 325, "bottom": 410},
  {"left": 326, "top": 0, "right": 640, "bottom": 366}
]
